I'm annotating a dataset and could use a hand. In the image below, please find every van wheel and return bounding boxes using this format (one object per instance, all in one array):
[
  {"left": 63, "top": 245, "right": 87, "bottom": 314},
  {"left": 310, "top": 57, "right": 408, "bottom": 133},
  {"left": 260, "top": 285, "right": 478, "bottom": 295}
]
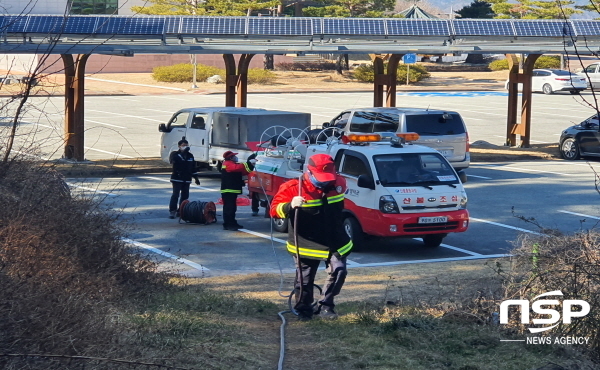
[
  {"left": 423, "top": 234, "right": 445, "bottom": 248},
  {"left": 272, "top": 218, "right": 288, "bottom": 233},
  {"left": 457, "top": 170, "right": 467, "bottom": 183},
  {"left": 542, "top": 84, "right": 553, "bottom": 95},
  {"left": 343, "top": 217, "right": 364, "bottom": 252}
]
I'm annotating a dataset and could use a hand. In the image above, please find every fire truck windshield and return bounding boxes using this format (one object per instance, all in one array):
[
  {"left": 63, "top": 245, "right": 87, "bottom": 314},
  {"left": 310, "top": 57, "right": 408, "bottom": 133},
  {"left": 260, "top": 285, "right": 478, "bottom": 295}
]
[{"left": 374, "top": 153, "right": 458, "bottom": 187}]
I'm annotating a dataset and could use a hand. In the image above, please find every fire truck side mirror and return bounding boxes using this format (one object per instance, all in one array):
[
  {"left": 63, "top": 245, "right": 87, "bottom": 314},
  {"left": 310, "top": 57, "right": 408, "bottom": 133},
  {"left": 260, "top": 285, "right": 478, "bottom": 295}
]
[{"left": 357, "top": 174, "right": 375, "bottom": 190}]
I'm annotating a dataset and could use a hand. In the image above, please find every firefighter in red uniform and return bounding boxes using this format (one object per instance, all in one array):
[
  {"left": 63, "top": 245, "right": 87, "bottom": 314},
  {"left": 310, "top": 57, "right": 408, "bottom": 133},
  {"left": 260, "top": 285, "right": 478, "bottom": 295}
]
[
  {"left": 270, "top": 153, "right": 353, "bottom": 320},
  {"left": 220, "top": 150, "right": 256, "bottom": 230}
]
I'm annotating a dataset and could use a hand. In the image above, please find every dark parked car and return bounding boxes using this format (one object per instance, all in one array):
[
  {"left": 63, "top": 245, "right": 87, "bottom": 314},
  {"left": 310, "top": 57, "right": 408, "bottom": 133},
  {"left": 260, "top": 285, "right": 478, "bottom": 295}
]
[{"left": 559, "top": 114, "right": 600, "bottom": 160}]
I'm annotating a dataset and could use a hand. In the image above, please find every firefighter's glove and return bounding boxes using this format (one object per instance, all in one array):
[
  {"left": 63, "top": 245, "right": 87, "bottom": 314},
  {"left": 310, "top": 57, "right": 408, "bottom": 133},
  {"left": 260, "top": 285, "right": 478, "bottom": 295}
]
[
  {"left": 248, "top": 153, "right": 257, "bottom": 161},
  {"left": 194, "top": 178, "right": 200, "bottom": 186},
  {"left": 291, "top": 196, "right": 305, "bottom": 209}
]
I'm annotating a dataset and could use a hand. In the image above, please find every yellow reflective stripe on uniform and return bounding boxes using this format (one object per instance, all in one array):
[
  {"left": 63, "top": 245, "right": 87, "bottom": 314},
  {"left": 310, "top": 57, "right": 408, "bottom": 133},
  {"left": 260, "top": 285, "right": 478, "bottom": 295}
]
[
  {"left": 286, "top": 243, "right": 330, "bottom": 258},
  {"left": 221, "top": 189, "right": 242, "bottom": 193},
  {"left": 302, "top": 199, "right": 322, "bottom": 207},
  {"left": 243, "top": 162, "right": 251, "bottom": 172},
  {"left": 276, "top": 203, "right": 287, "bottom": 218},
  {"left": 327, "top": 194, "right": 344, "bottom": 204},
  {"left": 337, "top": 240, "right": 353, "bottom": 256}
]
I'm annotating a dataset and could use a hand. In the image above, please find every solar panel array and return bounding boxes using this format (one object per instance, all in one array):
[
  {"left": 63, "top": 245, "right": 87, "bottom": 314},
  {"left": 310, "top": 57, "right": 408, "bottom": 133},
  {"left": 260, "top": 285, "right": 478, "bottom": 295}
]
[
  {"left": 0, "top": 15, "right": 599, "bottom": 39},
  {"left": 387, "top": 19, "right": 449, "bottom": 36}
]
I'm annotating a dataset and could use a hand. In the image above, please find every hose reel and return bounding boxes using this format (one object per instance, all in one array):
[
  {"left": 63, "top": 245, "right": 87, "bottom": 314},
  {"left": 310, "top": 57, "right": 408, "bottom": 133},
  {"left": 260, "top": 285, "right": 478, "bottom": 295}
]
[{"left": 179, "top": 200, "right": 217, "bottom": 224}]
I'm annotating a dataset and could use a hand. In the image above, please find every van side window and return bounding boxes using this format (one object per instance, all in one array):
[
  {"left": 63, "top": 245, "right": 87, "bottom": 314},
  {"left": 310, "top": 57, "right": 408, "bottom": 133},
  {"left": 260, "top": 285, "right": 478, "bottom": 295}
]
[
  {"left": 190, "top": 114, "right": 207, "bottom": 130},
  {"left": 405, "top": 114, "right": 465, "bottom": 135},
  {"left": 585, "top": 65, "right": 597, "bottom": 74},
  {"left": 349, "top": 112, "right": 399, "bottom": 133},
  {"left": 341, "top": 154, "right": 369, "bottom": 178},
  {"left": 168, "top": 112, "right": 190, "bottom": 129}
]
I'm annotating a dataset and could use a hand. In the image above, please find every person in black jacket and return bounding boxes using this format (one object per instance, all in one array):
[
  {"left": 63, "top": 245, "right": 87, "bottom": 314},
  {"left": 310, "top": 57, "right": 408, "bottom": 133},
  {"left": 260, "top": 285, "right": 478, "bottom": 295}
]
[
  {"left": 220, "top": 150, "right": 256, "bottom": 230},
  {"left": 169, "top": 139, "right": 200, "bottom": 219}
]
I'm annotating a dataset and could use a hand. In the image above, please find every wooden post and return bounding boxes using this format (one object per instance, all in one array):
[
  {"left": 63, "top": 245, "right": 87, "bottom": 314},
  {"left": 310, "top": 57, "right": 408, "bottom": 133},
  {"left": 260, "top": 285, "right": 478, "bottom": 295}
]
[
  {"left": 371, "top": 55, "right": 385, "bottom": 107},
  {"left": 223, "top": 54, "right": 237, "bottom": 107},
  {"left": 61, "top": 54, "right": 89, "bottom": 161},
  {"left": 520, "top": 54, "right": 541, "bottom": 148},
  {"left": 386, "top": 54, "right": 402, "bottom": 107}
]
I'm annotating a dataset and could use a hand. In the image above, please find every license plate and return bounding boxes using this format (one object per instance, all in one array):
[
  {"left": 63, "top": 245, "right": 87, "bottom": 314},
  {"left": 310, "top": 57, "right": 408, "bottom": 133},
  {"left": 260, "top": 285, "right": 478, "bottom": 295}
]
[
  {"left": 418, "top": 216, "right": 448, "bottom": 224},
  {"left": 439, "top": 150, "right": 453, "bottom": 157}
]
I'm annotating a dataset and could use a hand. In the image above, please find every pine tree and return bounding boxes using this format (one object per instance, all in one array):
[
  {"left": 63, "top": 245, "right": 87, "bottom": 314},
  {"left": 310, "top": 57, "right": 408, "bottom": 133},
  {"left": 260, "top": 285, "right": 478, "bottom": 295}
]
[
  {"left": 456, "top": 1, "right": 495, "bottom": 19},
  {"left": 131, "top": 0, "right": 280, "bottom": 16},
  {"left": 487, "top": 0, "right": 581, "bottom": 19}
]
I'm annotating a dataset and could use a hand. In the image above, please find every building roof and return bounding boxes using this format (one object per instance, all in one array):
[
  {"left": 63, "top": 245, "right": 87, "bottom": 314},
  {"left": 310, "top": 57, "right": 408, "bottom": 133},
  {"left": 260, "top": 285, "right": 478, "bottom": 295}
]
[{"left": 396, "top": 5, "right": 439, "bottom": 19}]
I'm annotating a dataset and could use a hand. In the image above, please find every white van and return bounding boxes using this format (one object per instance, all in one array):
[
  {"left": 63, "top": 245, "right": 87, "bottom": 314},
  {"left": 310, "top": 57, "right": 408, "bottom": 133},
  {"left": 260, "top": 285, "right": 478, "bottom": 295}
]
[
  {"left": 324, "top": 108, "right": 470, "bottom": 175},
  {"left": 159, "top": 107, "right": 310, "bottom": 168}
]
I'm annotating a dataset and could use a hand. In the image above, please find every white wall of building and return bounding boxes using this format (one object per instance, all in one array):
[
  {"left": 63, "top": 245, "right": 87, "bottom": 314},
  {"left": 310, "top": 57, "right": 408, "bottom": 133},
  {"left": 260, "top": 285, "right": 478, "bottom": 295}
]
[
  {"left": 0, "top": 0, "right": 69, "bottom": 14},
  {"left": 0, "top": 0, "right": 149, "bottom": 15}
]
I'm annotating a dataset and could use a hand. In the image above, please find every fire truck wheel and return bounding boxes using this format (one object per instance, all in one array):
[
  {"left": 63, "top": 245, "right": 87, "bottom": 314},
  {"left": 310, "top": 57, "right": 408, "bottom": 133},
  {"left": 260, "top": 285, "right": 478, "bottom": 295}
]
[
  {"left": 343, "top": 217, "right": 364, "bottom": 252},
  {"left": 272, "top": 217, "right": 288, "bottom": 233},
  {"left": 423, "top": 234, "right": 445, "bottom": 248}
]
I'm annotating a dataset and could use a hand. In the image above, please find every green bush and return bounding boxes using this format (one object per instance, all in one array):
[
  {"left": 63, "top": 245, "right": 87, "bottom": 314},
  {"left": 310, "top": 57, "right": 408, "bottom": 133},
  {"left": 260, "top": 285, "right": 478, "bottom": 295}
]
[
  {"left": 152, "top": 63, "right": 224, "bottom": 83},
  {"left": 353, "top": 63, "right": 430, "bottom": 84},
  {"left": 152, "top": 64, "right": 276, "bottom": 84},
  {"left": 247, "top": 68, "right": 276, "bottom": 84},
  {"left": 488, "top": 56, "right": 561, "bottom": 71}
]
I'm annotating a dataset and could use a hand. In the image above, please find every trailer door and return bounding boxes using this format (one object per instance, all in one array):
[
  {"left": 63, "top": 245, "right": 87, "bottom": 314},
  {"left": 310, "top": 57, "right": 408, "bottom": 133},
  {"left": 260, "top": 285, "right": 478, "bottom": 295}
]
[{"left": 187, "top": 112, "right": 210, "bottom": 162}]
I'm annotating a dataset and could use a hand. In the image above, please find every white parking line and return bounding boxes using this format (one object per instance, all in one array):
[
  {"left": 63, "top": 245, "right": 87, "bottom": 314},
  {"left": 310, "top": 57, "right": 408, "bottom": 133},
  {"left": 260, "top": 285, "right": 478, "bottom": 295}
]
[
  {"left": 347, "top": 254, "right": 509, "bottom": 268},
  {"left": 470, "top": 217, "right": 546, "bottom": 236},
  {"left": 138, "top": 176, "right": 220, "bottom": 192},
  {"left": 478, "top": 164, "right": 575, "bottom": 177},
  {"left": 86, "top": 119, "right": 127, "bottom": 129},
  {"left": 66, "top": 182, "right": 117, "bottom": 196},
  {"left": 239, "top": 228, "right": 361, "bottom": 266},
  {"left": 122, "top": 238, "right": 209, "bottom": 271},
  {"left": 558, "top": 210, "right": 600, "bottom": 220},
  {"left": 467, "top": 174, "right": 493, "bottom": 179},
  {"left": 87, "top": 109, "right": 165, "bottom": 123},
  {"left": 84, "top": 147, "right": 134, "bottom": 158}
]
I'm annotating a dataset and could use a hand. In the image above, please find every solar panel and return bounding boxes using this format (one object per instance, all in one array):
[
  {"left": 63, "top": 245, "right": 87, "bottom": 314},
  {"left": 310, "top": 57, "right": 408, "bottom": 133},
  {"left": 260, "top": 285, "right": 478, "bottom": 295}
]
[
  {"left": 513, "top": 20, "right": 574, "bottom": 37},
  {"left": 63, "top": 16, "right": 97, "bottom": 34},
  {"left": 4, "top": 16, "right": 29, "bottom": 33},
  {"left": 322, "top": 18, "right": 385, "bottom": 35},
  {"left": 386, "top": 19, "right": 450, "bottom": 36},
  {"left": 165, "top": 17, "right": 181, "bottom": 34},
  {"left": 452, "top": 19, "right": 514, "bottom": 37},
  {"left": 570, "top": 20, "right": 600, "bottom": 37},
  {"left": 95, "top": 16, "right": 165, "bottom": 35},
  {"left": 248, "top": 18, "right": 312, "bottom": 36},
  {"left": 181, "top": 17, "right": 245, "bottom": 35},
  {"left": 24, "top": 16, "right": 66, "bottom": 34}
]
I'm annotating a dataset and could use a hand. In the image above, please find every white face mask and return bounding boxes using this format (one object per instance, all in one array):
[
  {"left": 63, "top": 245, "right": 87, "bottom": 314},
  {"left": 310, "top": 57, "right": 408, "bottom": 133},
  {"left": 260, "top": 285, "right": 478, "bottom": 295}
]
[{"left": 179, "top": 146, "right": 189, "bottom": 151}]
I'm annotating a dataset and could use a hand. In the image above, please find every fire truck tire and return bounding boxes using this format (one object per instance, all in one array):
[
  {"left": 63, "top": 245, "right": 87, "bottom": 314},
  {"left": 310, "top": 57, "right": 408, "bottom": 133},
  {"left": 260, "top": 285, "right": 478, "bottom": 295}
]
[
  {"left": 423, "top": 234, "right": 445, "bottom": 248},
  {"left": 272, "top": 217, "right": 288, "bottom": 233},
  {"left": 343, "top": 216, "right": 364, "bottom": 252}
]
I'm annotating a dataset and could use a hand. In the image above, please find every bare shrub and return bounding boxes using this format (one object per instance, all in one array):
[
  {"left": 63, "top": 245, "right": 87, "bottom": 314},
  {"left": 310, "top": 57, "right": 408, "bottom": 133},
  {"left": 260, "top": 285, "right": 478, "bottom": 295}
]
[
  {"left": 0, "top": 157, "right": 170, "bottom": 367},
  {"left": 276, "top": 61, "right": 337, "bottom": 71},
  {"left": 503, "top": 231, "right": 600, "bottom": 357}
]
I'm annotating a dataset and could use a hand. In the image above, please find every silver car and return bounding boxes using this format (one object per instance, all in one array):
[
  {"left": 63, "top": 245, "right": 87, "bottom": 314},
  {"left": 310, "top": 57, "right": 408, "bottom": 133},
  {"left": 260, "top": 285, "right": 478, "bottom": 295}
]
[
  {"left": 324, "top": 107, "right": 470, "bottom": 176},
  {"left": 505, "top": 69, "right": 587, "bottom": 95}
]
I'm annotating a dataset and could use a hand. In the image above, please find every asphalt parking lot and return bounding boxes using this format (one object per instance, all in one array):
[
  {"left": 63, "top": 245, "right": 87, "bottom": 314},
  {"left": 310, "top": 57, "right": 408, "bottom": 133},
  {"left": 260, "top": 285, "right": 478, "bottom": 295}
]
[
  {"left": 13, "top": 90, "right": 600, "bottom": 275},
  {"left": 12, "top": 90, "right": 595, "bottom": 160},
  {"left": 67, "top": 157, "right": 600, "bottom": 277}
]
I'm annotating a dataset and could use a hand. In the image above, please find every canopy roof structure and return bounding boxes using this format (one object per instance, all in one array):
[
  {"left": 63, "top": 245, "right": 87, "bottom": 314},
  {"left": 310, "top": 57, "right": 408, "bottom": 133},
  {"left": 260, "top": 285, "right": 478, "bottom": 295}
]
[
  {"left": 1, "top": 14, "right": 600, "bottom": 55},
  {"left": 395, "top": 5, "right": 439, "bottom": 19}
]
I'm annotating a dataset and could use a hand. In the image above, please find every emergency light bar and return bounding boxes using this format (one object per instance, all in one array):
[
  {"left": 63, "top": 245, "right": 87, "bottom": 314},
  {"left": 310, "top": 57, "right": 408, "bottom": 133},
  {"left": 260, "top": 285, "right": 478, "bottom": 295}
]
[
  {"left": 396, "top": 133, "right": 420, "bottom": 141},
  {"left": 346, "top": 133, "right": 382, "bottom": 143}
]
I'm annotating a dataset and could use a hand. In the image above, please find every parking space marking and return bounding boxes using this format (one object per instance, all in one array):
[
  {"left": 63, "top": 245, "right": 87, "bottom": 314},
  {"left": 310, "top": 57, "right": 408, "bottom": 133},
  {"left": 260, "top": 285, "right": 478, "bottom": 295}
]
[
  {"left": 477, "top": 164, "right": 575, "bottom": 177},
  {"left": 239, "top": 228, "right": 360, "bottom": 266},
  {"left": 470, "top": 217, "right": 546, "bottom": 236},
  {"left": 347, "top": 254, "right": 509, "bottom": 268},
  {"left": 138, "top": 176, "right": 220, "bottom": 191},
  {"left": 87, "top": 109, "right": 165, "bottom": 123},
  {"left": 123, "top": 238, "right": 209, "bottom": 271},
  {"left": 558, "top": 210, "right": 600, "bottom": 220},
  {"left": 66, "top": 182, "right": 117, "bottom": 196},
  {"left": 86, "top": 119, "right": 127, "bottom": 129},
  {"left": 84, "top": 147, "right": 134, "bottom": 158},
  {"left": 467, "top": 174, "right": 493, "bottom": 179}
]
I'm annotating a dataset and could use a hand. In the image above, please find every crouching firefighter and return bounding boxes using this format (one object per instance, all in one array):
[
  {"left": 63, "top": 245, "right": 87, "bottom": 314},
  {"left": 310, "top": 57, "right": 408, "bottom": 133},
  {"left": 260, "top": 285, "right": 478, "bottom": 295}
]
[{"left": 270, "top": 154, "right": 353, "bottom": 320}]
